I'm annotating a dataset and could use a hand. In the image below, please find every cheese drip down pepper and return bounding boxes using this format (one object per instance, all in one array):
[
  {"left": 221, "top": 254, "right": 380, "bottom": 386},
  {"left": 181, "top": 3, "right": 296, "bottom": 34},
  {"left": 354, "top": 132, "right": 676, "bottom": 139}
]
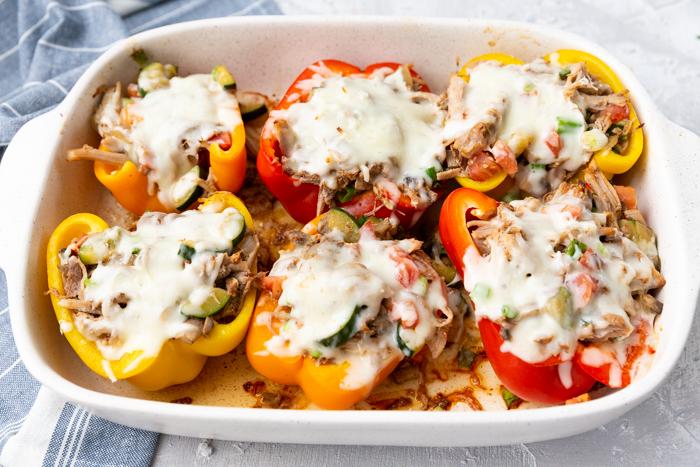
[
  {"left": 71, "top": 65, "right": 247, "bottom": 216},
  {"left": 47, "top": 192, "right": 258, "bottom": 391},
  {"left": 444, "top": 50, "right": 643, "bottom": 195},
  {"left": 257, "top": 60, "right": 445, "bottom": 229},
  {"left": 246, "top": 210, "right": 453, "bottom": 409}
]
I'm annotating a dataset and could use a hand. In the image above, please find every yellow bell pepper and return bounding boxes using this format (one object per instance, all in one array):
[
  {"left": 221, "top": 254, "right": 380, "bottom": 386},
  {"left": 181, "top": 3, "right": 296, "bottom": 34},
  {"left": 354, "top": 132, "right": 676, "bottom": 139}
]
[
  {"left": 452, "top": 50, "right": 643, "bottom": 191},
  {"left": 549, "top": 50, "right": 643, "bottom": 174},
  {"left": 93, "top": 124, "right": 247, "bottom": 217},
  {"left": 46, "top": 192, "right": 256, "bottom": 391}
]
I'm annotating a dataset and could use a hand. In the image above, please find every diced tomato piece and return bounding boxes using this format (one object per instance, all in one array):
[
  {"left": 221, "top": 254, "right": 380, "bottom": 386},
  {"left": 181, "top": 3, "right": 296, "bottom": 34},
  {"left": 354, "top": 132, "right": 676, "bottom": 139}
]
[
  {"left": 544, "top": 130, "right": 563, "bottom": 157},
  {"left": 208, "top": 132, "right": 232, "bottom": 151},
  {"left": 579, "top": 248, "right": 601, "bottom": 271},
  {"left": 614, "top": 185, "right": 637, "bottom": 210},
  {"left": 261, "top": 275, "right": 286, "bottom": 300},
  {"left": 604, "top": 105, "right": 630, "bottom": 124},
  {"left": 491, "top": 140, "right": 518, "bottom": 175},
  {"left": 467, "top": 151, "right": 502, "bottom": 182},
  {"left": 386, "top": 245, "right": 420, "bottom": 288},
  {"left": 388, "top": 299, "right": 419, "bottom": 329},
  {"left": 562, "top": 205, "right": 582, "bottom": 219},
  {"left": 567, "top": 273, "right": 598, "bottom": 309},
  {"left": 127, "top": 83, "right": 140, "bottom": 98},
  {"left": 358, "top": 221, "right": 377, "bottom": 242}
]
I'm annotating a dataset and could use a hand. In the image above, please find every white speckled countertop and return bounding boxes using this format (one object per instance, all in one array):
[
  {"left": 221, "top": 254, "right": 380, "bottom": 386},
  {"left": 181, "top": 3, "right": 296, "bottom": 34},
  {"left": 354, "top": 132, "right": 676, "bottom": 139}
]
[{"left": 152, "top": 1, "right": 700, "bottom": 465}]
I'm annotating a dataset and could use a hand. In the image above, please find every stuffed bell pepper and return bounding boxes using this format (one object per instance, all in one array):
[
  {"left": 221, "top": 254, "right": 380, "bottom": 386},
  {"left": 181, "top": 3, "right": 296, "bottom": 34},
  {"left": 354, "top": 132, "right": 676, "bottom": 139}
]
[
  {"left": 441, "top": 50, "right": 643, "bottom": 197},
  {"left": 247, "top": 208, "right": 454, "bottom": 409},
  {"left": 257, "top": 60, "right": 448, "bottom": 229},
  {"left": 67, "top": 57, "right": 248, "bottom": 215},
  {"left": 47, "top": 192, "right": 262, "bottom": 390},
  {"left": 438, "top": 161, "right": 664, "bottom": 404}
]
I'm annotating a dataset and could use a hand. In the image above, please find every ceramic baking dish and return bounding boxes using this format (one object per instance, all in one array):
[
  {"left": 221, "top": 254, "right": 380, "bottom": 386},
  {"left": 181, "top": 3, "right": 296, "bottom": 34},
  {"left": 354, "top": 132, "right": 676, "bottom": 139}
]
[{"left": 1, "top": 16, "right": 699, "bottom": 447}]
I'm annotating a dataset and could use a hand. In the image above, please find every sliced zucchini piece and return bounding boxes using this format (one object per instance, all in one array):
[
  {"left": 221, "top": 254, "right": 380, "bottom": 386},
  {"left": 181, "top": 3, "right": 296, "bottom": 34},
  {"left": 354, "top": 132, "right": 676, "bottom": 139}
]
[
  {"left": 178, "top": 242, "right": 196, "bottom": 261},
  {"left": 173, "top": 165, "right": 203, "bottom": 211},
  {"left": 543, "top": 287, "right": 574, "bottom": 328},
  {"left": 78, "top": 233, "right": 113, "bottom": 265},
  {"left": 238, "top": 92, "right": 268, "bottom": 122},
  {"left": 231, "top": 224, "right": 247, "bottom": 249},
  {"left": 137, "top": 62, "right": 170, "bottom": 96},
  {"left": 163, "top": 64, "right": 178, "bottom": 79},
  {"left": 318, "top": 305, "right": 365, "bottom": 349},
  {"left": 181, "top": 287, "right": 230, "bottom": 318},
  {"left": 325, "top": 208, "right": 360, "bottom": 243},
  {"left": 396, "top": 324, "right": 416, "bottom": 358},
  {"left": 212, "top": 65, "right": 236, "bottom": 91}
]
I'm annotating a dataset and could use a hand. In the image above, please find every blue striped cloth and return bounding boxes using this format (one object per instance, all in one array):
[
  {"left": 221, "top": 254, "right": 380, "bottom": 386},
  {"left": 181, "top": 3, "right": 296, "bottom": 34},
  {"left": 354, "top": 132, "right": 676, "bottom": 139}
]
[{"left": 0, "top": 0, "right": 280, "bottom": 465}]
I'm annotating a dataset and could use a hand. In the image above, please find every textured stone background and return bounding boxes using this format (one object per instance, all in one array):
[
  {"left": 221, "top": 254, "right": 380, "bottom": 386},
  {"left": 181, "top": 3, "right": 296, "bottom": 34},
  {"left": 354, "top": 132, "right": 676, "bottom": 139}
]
[{"left": 152, "top": 1, "right": 700, "bottom": 465}]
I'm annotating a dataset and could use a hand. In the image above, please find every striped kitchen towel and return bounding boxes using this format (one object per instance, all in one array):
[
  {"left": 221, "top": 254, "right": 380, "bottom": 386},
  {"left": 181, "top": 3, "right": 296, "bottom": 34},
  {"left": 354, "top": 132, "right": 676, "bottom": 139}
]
[{"left": 0, "top": 0, "right": 280, "bottom": 465}]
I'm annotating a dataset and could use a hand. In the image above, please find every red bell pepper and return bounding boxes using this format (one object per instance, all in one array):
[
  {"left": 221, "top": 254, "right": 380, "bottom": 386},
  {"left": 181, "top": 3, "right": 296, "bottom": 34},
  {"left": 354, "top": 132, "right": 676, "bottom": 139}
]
[
  {"left": 439, "top": 188, "right": 596, "bottom": 404},
  {"left": 257, "top": 60, "right": 440, "bottom": 228}
]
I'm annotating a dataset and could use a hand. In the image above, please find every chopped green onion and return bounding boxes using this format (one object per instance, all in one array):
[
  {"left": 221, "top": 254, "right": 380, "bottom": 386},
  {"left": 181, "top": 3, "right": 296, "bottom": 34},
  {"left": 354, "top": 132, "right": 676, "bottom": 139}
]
[
  {"left": 597, "top": 243, "right": 610, "bottom": 257},
  {"left": 559, "top": 69, "right": 571, "bottom": 79},
  {"left": 121, "top": 97, "right": 133, "bottom": 107},
  {"left": 619, "top": 135, "right": 628, "bottom": 141},
  {"left": 581, "top": 129, "right": 609, "bottom": 152},
  {"left": 524, "top": 82, "right": 534, "bottom": 92},
  {"left": 132, "top": 247, "right": 141, "bottom": 255},
  {"left": 591, "top": 206, "right": 598, "bottom": 213},
  {"left": 457, "top": 348, "right": 477, "bottom": 370},
  {"left": 309, "top": 349, "right": 322, "bottom": 359},
  {"left": 83, "top": 278, "right": 96, "bottom": 286},
  {"left": 357, "top": 215, "right": 369, "bottom": 226},
  {"left": 502, "top": 192, "right": 521, "bottom": 203},
  {"left": 612, "top": 146, "right": 621, "bottom": 155},
  {"left": 130, "top": 49, "right": 148, "bottom": 66},
  {"left": 566, "top": 239, "right": 588, "bottom": 257},
  {"left": 471, "top": 283, "right": 490, "bottom": 302},
  {"left": 502, "top": 387, "right": 521, "bottom": 409},
  {"left": 425, "top": 166, "right": 438, "bottom": 182},
  {"left": 531, "top": 164, "right": 547, "bottom": 170},
  {"left": 178, "top": 243, "right": 196, "bottom": 261},
  {"left": 336, "top": 186, "right": 356, "bottom": 203},
  {"left": 501, "top": 305, "right": 518, "bottom": 319},
  {"left": 557, "top": 117, "right": 582, "bottom": 134}
]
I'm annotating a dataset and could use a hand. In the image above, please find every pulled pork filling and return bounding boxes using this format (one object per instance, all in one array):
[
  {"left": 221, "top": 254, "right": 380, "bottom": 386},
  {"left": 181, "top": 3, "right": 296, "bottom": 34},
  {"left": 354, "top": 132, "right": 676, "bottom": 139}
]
[
  {"left": 442, "top": 56, "right": 637, "bottom": 196},
  {"left": 462, "top": 162, "right": 664, "bottom": 366},
  {"left": 77, "top": 69, "right": 242, "bottom": 210},
  {"left": 257, "top": 222, "right": 453, "bottom": 390},
  {"left": 55, "top": 206, "right": 262, "bottom": 366},
  {"left": 269, "top": 65, "right": 446, "bottom": 215}
]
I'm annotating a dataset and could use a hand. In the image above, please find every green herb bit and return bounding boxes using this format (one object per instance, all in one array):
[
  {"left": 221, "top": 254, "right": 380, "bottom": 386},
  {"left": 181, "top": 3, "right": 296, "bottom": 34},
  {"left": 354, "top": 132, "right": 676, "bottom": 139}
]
[
  {"left": 336, "top": 186, "right": 356, "bottom": 203},
  {"left": 565, "top": 239, "right": 588, "bottom": 257},
  {"left": 309, "top": 349, "right": 322, "bottom": 359},
  {"left": 591, "top": 206, "right": 598, "bottom": 213},
  {"left": 83, "top": 278, "right": 96, "bottom": 286},
  {"left": 501, "top": 305, "right": 518, "bottom": 319},
  {"left": 531, "top": 164, "right": 547, "bottom": 170},
  {"left": 132, "top": 247, "right": 141, "bottom": 255},
  {"left": 619, "top": 135, "right": 628, "bottom": 141},
  {"left": 557, "top": 117, "right": 582, "bottom": 134},
  {"left": 612, "top": 146, "right": 621, "bottom": 155},
  {"left": 178, "top": 243, "right": 196, "bottom": 261},
  {"left": 130, "top": 49, "right": 148, "bottom": 67},
  {"left": 457, "top": 348, "right": 477, "bottom": 370},
  {"left": 471, "top": 283, "right": 490, "bottom": 302},
  {"left": 559, "top": 69, "right": 571, "bottom": 79},
  {"left": 502, "top": 387, "right": 521, "bottom": 409},
  {"left": 425, "top": 166, "right": 438, "bottom": 182}
]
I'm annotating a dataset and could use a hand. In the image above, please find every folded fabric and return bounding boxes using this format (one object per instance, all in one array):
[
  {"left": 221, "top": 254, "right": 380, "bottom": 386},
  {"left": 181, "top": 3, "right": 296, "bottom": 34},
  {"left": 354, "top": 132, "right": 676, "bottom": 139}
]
[{"left": 0, "top": 0, "right": 280, "bottom": 465}]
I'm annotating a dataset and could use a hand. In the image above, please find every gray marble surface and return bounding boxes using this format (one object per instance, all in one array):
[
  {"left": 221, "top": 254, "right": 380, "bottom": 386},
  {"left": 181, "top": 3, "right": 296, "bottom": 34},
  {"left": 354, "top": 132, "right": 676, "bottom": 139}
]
[{"left": 152, "top": 1, "right": 700, "bottom": 465}]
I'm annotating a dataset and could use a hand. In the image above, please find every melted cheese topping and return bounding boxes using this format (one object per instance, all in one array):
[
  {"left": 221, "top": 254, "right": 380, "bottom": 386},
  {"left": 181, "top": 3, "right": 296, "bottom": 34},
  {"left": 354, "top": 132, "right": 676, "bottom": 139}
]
[
  {"left": 261, "top": 235, "right": 448, "bottom": 390},
  {"left": 70, "top": 207, "right": 245, "bottom": 364},
  {"left": 104, "top": 74, "right": 242, "bottom": 209},
  {"left": 444, "top": 59, "right": 590, "bottom": 194},
  {"left": 462, "top": 192, "right": 657, "bottom": 364},
  {"left": 271, "top": 68, "right": 446, "bottom": 200}
]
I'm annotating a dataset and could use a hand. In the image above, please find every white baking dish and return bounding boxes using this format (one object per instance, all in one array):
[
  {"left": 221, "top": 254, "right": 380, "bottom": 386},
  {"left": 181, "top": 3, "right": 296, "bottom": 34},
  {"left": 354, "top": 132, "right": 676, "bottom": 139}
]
[{"left": 1, "top": 16, "right": 699, "bottom": 447}]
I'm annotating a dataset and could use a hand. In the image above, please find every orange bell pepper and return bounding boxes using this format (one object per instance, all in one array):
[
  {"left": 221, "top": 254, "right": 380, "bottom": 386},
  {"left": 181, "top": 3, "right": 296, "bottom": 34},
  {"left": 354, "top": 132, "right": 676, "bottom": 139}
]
[
  {"left": 46, "top": 192, "right": 257, "bottom": 391},
  {"left": 94, "top": 123, "right": 246, "bottom": 216},
  {"left": 246, "top": 291, "right": 402, "bottom": 410}
]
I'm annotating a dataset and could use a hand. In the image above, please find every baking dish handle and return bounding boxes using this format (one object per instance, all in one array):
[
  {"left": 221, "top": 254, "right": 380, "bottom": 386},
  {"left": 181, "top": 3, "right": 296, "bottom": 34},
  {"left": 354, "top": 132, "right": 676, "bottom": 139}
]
[{"left": 0, "top": 110, "right": 63, "bottom": 272}]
